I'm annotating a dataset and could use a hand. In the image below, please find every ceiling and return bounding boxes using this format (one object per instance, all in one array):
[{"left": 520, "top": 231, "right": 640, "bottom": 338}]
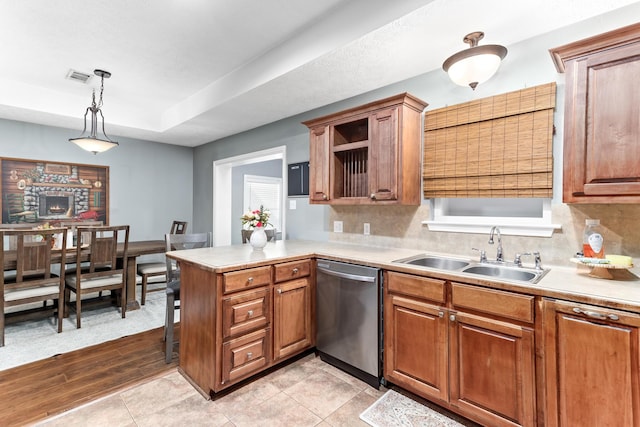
[{"left": 0, "top": 0, "right": 637, "bottom": 147}]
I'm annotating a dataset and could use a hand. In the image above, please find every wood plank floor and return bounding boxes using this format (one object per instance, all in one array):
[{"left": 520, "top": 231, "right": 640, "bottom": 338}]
[{"left": 0, "top": 325, "right": 179, "bottom": 427}]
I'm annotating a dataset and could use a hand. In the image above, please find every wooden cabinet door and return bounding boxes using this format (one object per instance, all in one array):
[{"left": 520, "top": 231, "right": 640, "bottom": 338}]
[
  {"left": 558, "top": 25, "right": 640, "bottom": 203},
  {"left": 542, "top": 299, "right": 640, "bottom": 427},
  {"left": 273, "top": 277, "right": 312, "bottom": 361},
  {"left": 308, "top": 125, "right": 330, "bottom": 202},
  {"left": 449, "top": 311, "right": 536, "bottom": 427},
  {"left": 384, "top": 293, "right": 448, "bottom": 403},
  {"left": 369, "top": 107, "right": 399, "bottom": 201}
]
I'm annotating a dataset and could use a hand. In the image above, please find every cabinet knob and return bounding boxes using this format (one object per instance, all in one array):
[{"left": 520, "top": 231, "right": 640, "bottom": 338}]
[
  {"left": 322, "top": 194, "right": 328, "bottom": 200},
  {"left": 247, "top": 310, "right": 254, "bottom": 318},
  {"left": 449, "top": 314, "right": 456, "bottom": 322},
  {"left": 438, "top": 311, "right": 444, "bottom": 318},
  {"left": 370, "top": 193, "right": 376, "bottom": 200},
  {"left": 246, "top": 352, "right": 253, "bottom": 360},
  {"left": 292, "top": 267, "right": 299, "bottom": 274},
  {"left": 247, "top": 277, "right": 253, "bottom": 283},
  {"left": 277, "top": 289, "right": 282, "bottom": 294}
]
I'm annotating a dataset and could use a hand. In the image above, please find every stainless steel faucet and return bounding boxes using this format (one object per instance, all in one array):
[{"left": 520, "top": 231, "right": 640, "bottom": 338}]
[{"left": 488, "top": 226, "right": 503, "bottom": 262}]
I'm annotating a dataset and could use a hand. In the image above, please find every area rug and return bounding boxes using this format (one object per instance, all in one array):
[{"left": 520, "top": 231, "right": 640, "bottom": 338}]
[
  {"left": 360, "top": 389, "right": 466, "bottom": 427},
  {"left": 0, "top": 287, "right": 169, "bottom": 371}
]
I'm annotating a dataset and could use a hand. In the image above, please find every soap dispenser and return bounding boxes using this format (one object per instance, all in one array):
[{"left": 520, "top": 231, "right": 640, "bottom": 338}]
[{"left": 583, "top": 219, "right": 604, "bottom": 258}]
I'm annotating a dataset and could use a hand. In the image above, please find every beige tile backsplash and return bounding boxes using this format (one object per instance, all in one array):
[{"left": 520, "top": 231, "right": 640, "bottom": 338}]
[{"left": 328, "top": 204, "right": 640, "bottom": 268}]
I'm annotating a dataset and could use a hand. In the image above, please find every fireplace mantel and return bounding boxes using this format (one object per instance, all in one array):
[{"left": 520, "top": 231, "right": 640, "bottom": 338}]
[{"left": 31, "top": 182, "right": 92, "bottom": 189}]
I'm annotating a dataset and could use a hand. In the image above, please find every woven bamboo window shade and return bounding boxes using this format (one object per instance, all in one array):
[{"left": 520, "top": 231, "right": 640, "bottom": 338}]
[{"left": 423, "top": 82, "right": 556, "bottom": 198}]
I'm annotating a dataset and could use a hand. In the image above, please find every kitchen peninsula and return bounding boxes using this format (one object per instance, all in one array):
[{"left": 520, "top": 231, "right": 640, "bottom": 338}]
[{"left": 168, "top": 240, "right": 640, "bottom": 426}]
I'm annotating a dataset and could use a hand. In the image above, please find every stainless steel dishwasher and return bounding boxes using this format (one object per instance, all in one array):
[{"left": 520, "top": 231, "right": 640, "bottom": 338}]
[{"left": 315, "top": 259, "right": 382, "bottom": 388}]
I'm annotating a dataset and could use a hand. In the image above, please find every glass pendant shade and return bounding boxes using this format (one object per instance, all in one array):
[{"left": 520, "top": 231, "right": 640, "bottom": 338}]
[
  {"left": 443, "top": 32, "right": 507, "bottom": 90},
  {"left": 69, "top": 136, "right": 118, "bottom": 154}
]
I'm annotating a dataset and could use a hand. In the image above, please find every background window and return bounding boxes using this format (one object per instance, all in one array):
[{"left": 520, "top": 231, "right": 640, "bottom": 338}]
[{"left": 243, "top": 174, "right": 282, "bottom": 231}]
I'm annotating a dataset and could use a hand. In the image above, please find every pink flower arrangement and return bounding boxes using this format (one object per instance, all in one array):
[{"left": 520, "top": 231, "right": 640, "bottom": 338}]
[{"left": 241, "top": 205, "right": 271, "bottom": 229}]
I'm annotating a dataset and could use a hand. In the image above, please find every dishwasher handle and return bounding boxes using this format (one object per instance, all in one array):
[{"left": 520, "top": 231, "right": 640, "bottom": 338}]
[{"left": 317, "top": 265, "right": 377, "bottom": 283}]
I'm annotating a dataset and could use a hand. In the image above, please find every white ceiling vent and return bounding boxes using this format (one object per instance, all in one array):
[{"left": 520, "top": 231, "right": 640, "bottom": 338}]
[{"left": 66, "top": 69, "right": 92, "bottom": 83}]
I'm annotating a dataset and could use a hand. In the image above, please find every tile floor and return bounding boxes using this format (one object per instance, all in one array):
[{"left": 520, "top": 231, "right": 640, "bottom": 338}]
[{"left": 36, "top": 354, "right": 388, "bottom": 427}]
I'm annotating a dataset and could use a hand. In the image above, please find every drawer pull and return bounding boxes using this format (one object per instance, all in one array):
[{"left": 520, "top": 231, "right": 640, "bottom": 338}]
[
  {"left": 292, "top": 267, "right": 299, "bottom": 274},
  {"left": 572, "top": 307, "right": 619, "bottom": 321},
  {"left": 247, "top": 310, "right": 254, "bottom": 318},
  {"left": 247, "top": 277, "right": 253, "bottom": 283},
  {"left": 246, "top": 352, "right": 253, "bottom": 360}
]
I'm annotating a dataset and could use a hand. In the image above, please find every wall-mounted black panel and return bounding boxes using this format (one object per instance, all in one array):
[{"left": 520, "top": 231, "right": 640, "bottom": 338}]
[{"left": 288, "top": 161, "right": 309, "bottom": 196}]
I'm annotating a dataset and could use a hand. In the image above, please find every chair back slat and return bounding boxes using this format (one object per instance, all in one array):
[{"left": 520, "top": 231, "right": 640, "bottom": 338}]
[{"left": 21, "top": 243, "right": 52, "bottom": 278}]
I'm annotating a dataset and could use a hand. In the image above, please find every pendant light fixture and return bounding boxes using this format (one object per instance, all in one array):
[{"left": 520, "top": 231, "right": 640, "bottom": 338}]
[
  {"left": 442, "top": 32, "right": 507, "bottom": 90},
  {"left": 69, "top": 69, "right": 119, "bottom": 154}
]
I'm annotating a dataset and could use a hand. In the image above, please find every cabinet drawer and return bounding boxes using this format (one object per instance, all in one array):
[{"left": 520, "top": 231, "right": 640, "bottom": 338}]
[
  {"left": 223, "top": 266, "right": 271, "bottom": 294},
  {"left": 387, "top": 271, "right": 446, "bottom": 303},
  {"left": 221, "top": 328, "right": 269, "bottom": 385},
  {"left": 222, "top": 287, "right": 270, "bottom": 339},
  {"left": 451, "top": 282, "right": 534, "bottom": 323},
  {"left": 274, "top": 259, "right": 311, "bottom": 283}
]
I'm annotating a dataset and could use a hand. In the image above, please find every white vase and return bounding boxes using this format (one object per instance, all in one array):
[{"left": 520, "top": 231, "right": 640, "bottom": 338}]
[{"left": 249, "top": 226, "right": 268, "bottom": 250}]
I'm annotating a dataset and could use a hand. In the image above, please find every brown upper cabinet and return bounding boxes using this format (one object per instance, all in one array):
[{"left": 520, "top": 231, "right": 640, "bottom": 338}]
[
  {"left": 303, "top": 93, "right": 428, "bottom": 205},
  {"left": 550, "top": 23, "right": 640, "bottom": 203}
]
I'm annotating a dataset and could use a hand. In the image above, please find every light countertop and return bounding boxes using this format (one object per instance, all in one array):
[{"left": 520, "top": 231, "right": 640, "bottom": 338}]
[{"left": 167, "top": 240, "right": 640, "bottom": 312}]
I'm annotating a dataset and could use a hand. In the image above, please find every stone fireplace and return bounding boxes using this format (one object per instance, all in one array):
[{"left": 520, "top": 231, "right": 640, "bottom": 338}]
[{"left": 25, "top": 185, "right": 90, "bottom": 220}]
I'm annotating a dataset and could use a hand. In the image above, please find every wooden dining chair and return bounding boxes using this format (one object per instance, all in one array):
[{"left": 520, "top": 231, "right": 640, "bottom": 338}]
[
  {"left": 170, "top": 221, "right": 188, "bottom": 235},
  {"left": 64, "top": 225, "right": 129, "bottom": 329},
  {"left": 164, "top": 231, "right": 210, "bottom": 363},
  {"left": 137, "top": 220, "right": 189, "bottom": 305},
  {"left": 1, "top": 228, "right": 67, "bottom": 347}
]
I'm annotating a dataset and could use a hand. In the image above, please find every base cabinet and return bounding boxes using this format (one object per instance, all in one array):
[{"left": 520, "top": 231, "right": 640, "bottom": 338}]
[
  {"left": 449, "top": 310, "right": 535, "bottom": 427},
  {"left": 384, "top": 272, "right": 448, "bottom": 402},
  {"left": 384, "top": 272, "right": 536, "bottom": 427},
  {"left": 178, "top": 258, "right": 314, "bottom": 397},
  {"left": 273, "top": 277, "right": 313, "bottom": 361},
  {"left": 542, "top": 298, "right": 640, "bottom": 426}
]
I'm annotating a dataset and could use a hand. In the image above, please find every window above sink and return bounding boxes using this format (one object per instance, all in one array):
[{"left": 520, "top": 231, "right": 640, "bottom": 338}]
[{"left": 423, "top": 198, "right": 561, "bottom": 237}]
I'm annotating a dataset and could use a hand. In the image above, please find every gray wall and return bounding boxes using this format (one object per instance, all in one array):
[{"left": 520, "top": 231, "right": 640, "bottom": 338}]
[
  {"left": 193, "top": 117, "right": 329, "bottom": 241},
  {"left": 0, "top": 118, "right": 193, "bottom": 245}
]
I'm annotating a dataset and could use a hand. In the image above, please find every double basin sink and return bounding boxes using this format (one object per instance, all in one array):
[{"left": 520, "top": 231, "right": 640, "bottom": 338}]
[{"left": 393, "top": 253, "right": 548, "bottom": 284}]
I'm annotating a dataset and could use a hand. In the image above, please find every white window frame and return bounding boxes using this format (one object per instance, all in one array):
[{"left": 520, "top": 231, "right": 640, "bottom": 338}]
[
  {"left": 423, "top": 198, "right": 561, "bottom": 237},
  {"left": 243, "top": 174, "right": 282, "bottom": 232}
]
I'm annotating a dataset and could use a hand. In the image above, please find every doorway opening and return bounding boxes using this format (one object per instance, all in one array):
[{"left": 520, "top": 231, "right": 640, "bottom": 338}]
[{"left": 212, "top": 146, "right": 287, "bottom": 246}]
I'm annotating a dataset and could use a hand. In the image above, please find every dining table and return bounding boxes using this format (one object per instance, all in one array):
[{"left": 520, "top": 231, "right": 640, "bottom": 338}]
[
  {"left": 2, "top": 239, "right": 166, "bottom": 311},
  {"left": 119, "top": 240, "right": 166, "bottom": 310}
]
